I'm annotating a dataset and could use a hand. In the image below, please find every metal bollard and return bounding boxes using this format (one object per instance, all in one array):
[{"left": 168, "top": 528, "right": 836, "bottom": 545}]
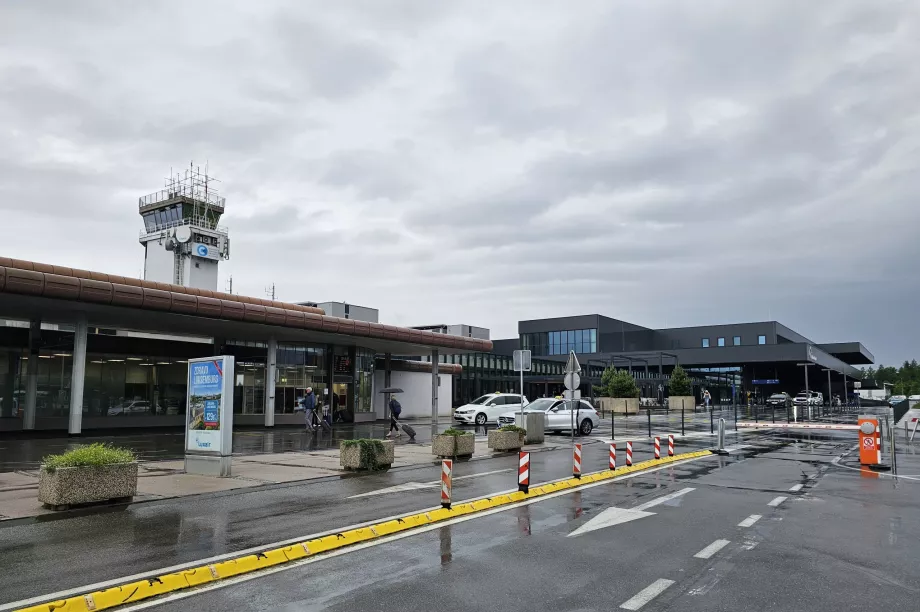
[
  {"left": 518, "top": 451, "right": 530, "bottom": 494},
  {"left": 716, "top": 418, "right": 728, "bottom": 455},
  {"left": 647, "top": 408, "right": 652, "bottom": 438},
  {"left": 681, "top": 399, "right": 685, "bottom": 436}
]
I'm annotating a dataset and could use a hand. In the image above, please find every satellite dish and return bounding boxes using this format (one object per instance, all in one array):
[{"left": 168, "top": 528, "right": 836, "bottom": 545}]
[{"left": 175, "top": 226, "right": 192, "bottom": 243}]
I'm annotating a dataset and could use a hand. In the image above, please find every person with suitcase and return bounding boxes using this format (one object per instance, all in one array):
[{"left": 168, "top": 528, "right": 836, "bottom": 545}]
[
  {"left": 386, "top": 396, "right": 402, "bottom": 438},
  {"left": 303, "top": 387, "right": 316, "bottom": 432}
]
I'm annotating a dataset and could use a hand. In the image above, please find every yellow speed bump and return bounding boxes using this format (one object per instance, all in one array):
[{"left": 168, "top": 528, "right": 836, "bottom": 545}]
[{"left": 16, "top": 449, "right": 712, "bottom": 612}]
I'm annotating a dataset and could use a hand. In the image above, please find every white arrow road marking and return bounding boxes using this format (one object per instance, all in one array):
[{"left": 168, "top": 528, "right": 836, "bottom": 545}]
[
  {"left": 568, "top": 488, "right": 694, "bottom": 537},
  {"left": 620, "top": 579, "right": 675, "bottom": 610},
  {"left": 694, "top": 539, "right": 731, "bottom": 559},
  {"left": 567, "top": 507, "right": 656, "bottom": 537},
  {"left": 347, "top": 469, "right": 513, "bottom": 498},
  {"left": 633, "top": 487, "right": 694, "bottom": 511}
]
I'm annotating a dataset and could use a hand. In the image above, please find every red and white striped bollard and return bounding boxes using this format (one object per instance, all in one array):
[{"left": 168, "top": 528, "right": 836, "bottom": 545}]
[
  {"left": 441, "top": 459, "right": 452, "bottom": 509},
  {"left": 609, "top": 443, "right": 617, "bottom": 470},
  {"left": 668, "top": 434, "right": 674, "bottom": 457},
  {"left": 654, "top": 436, "right": 661, "bottom": 460},
  {"left": 573, "top": 443, "right": 582, "bottom": 478},
  {"left": 626, "top": 441, "right": 633, "bottom": 466},
  {"left": 518, "top": 451, "right": 530, "bottom": 494}
]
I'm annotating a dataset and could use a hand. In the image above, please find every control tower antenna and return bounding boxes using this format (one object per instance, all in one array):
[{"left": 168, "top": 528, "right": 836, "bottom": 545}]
[{"left": 137, "top": 162, "right": 230, "bottom": 291}]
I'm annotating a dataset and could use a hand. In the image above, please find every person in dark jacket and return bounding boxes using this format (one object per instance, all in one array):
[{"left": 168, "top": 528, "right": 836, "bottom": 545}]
[
  {"left": 386, "top": 396, "right": 402, "bottom": 438},
  {"left": 303, "top": 387, "right": 316, "bottom": 431}
]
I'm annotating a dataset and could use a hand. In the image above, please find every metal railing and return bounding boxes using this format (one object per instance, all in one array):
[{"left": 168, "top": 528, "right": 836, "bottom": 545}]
[
  {"left": 139, "top": 187, "right": 225, "bottom": 210},
  {"left": 139, "top": 216, "right": 229, "bottom": 239}
]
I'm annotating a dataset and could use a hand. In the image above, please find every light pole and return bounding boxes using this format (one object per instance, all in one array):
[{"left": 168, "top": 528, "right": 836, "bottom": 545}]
[{"left": 796, "top": 362, "right": 815, "bottom": 421}]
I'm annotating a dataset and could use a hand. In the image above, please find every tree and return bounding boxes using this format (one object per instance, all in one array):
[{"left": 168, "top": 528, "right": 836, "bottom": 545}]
[
  {"left": 669, "top": 365, "right": 693, "bottom": 396},
  {"left": 601, "top": 367, "right": 639, "bottom": 398}
]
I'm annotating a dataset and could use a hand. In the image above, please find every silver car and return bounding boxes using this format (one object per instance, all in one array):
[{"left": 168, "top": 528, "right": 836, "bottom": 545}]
[{"left": 498, "top": 397, "right": 599, "bottom": 435}]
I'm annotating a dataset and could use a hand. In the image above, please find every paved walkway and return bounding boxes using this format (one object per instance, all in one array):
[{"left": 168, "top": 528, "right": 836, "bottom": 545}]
[{"left": 0, "top": 436, "right": 590, "bottom": 521}]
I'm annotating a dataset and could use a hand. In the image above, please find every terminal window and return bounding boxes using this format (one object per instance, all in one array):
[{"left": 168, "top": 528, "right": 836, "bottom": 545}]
[
  {"left": 701, "top": 338, "right": 710, "bottom": 348},
  {"left": 717, "top": 337, "right": 725, "bottom": 347},
  {"left": 758, "top": 335, "right": 767, "bottom": 345},
  {"left": 733, "top": 336, "right": 741, "bottom": 346}
]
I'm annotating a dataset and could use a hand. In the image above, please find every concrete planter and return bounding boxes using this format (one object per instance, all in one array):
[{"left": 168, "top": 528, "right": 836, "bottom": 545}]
[
  {"left": 340, "top": 440, "right": 395, "bottom": 470},
  {"left": 432, "top": 434, "right": 475, "bottom": 458},
  {"left": 612, "top": 397, "right": 640, "bottom": 414},
  {"left": 38, "top": 462, "right": 138, "bottom": 509},
  {"left": 668, "top": 396, "right": 696, "bottom": 412},
  {"left": 516, "top": 413, "right": 545, "bottom": 444},
  {"left": 488, "top": 430, "right": 525, "bottom": 452}
]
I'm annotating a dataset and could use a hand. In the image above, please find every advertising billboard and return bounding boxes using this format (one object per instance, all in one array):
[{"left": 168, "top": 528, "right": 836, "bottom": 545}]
[{"left": 185, "top": 356, "right": 234, "bottom": 456}]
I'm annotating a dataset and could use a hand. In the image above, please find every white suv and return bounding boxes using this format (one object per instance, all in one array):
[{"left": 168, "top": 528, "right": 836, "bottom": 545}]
[{"left": 453, "top": 393, "right": 529, "bottom": 425}]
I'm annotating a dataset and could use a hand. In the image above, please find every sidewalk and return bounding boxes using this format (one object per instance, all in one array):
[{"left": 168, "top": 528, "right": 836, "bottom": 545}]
[{"left": 0, "top": 437, "right": 580, "bottom": 521}]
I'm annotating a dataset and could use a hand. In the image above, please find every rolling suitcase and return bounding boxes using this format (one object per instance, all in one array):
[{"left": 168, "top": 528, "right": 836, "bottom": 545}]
[{"left": 399, "top": 422, "right": 416, "bottom": 439}]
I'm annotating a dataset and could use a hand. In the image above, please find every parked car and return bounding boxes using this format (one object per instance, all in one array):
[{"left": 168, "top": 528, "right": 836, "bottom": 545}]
[
  {"left": 498, "top": 397, "right": 599, "bottom": 435},
  {"left": 766, "top": 393, "right": 792, "bottom": 408},
  {"left": 889, "top": 395, "right": 908, "bottom": 405},
  {"left": 107, "top": 400, "right": 161, "bottom": 416},
  {"left": 793, "top": 391, "right": 823, "bottom": 406},
  {"left": 453, "top": 393, "right": 529, "bottom": 425}
]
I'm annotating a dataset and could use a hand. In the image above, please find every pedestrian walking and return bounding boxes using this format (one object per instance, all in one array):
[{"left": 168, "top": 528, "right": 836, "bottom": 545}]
[
  {"left": 386, "top": 396, "right": 402, "bottom": 438},
  {"left": 703, "top": 389, "right": 712, "bottom": 411},
  {"left": 303, "top": 387, "right": 316, "bottom": 431}
]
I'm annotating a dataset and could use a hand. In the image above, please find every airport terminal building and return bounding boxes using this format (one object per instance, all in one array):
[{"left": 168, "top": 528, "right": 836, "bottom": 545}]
[{"left": 420, "top": 315, "right": 873, "bottom": 407}]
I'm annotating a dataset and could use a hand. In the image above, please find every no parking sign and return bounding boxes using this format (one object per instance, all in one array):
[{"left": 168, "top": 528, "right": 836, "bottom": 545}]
[{"left": 862, "top": 437, "right": 875, "bottom": 450}]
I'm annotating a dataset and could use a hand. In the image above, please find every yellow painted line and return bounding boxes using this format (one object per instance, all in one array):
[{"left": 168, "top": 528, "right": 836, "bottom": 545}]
[{"left": 16, "top": 450, "right": 712, "bottom": 612}]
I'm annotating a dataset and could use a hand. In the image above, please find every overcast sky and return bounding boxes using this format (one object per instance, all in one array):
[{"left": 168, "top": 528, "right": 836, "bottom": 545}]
[{"left": 1, "top": 1, "right": 918, "bottom": 365}]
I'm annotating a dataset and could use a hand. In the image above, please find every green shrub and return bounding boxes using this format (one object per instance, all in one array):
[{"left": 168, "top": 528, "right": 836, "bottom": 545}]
[
  {"left": 42, "top": 443, "right": 136, "bottom": 473},
  {"left": 440, "top": 428, "right": 473, "bottom": 436},
  {"left": 601, "top": 368, "right": 639, "bottom": 398},
  {"left": 341, "top": 439, "right": 388, "bottom": 471},
  {"left": 669, "top": 365, "right": 693, "bottom": 396},
  {"left": 497, "top": 425, "right": 526, "bottom": 435}
]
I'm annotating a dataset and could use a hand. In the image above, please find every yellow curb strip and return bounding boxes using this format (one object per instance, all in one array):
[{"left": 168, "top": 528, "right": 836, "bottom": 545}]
[{"left": 16, "top": 450, "right": 712, "bottom": 612}]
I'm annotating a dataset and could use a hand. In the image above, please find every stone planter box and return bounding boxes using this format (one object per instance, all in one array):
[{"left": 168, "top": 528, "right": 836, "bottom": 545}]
[
  {"left": 38, "top": 462, "right": 138, "bottom": 510},
  {"left": 432, "top": 434, "right": 475, "bottom": 458},
  {"left": 488, "top": 430, "right": 525, "bottom": 452},
  {"left": 612, "top": 397, "right": 640, "bottom": 415},
  {"left": 340, "top": 440, "right": 395, "bottom": 470},
  {"left": 667, "top": 396, "right": 696, "bottom": 412},
  {"left": 516, "top": 413, "right": 545, "bottom": 444}
]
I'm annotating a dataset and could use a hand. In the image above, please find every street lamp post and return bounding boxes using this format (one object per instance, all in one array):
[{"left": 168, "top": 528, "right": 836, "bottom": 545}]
[{"left": 796, "top": 362, "right": 815, "bottom": 421}]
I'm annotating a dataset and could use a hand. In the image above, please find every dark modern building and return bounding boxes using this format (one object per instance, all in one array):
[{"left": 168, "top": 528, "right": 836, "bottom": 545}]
[{"left": 422, "top": 315, "right": 873, "bottom": 407}]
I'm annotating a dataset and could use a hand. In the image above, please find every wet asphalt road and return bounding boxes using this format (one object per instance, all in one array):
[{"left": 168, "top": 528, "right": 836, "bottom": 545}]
[
  {"left": 0, "top": 434, "right": 726, "bottom": 605},
  {"left": 107, "top": 430, "right": 920, "bottom": 612}
]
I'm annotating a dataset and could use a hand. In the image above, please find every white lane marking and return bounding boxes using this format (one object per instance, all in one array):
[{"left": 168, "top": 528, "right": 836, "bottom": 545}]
[
  {"left": 620, "top": 579, "right": 675, "bottom": 610},
  {"left": 105, "top": 457, "right": 713, "bottom": 611},
  {"left": 738, "top": 514, "right": 762, "bottom": 528},
  {"left": 768, "top": 496, "right": 788, "bottom": 507},
  {"left": 789, "top": 484, "right": 804, "bottom": 492},
  {"left": 347, "top": 468, "right": 514, "bottom": 498},
  {"left": 694, "top": 539, "right": 731, "bottom": 559},
  {"left": 633, "top": 487, "right": 694, "bottom": 511}
]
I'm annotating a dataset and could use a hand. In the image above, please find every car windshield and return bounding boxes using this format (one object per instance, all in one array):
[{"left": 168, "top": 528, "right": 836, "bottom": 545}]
[
  {"left": 795, "top": 393, "right": 808, "bottom": 398},
  {"left": 523, "top": 398, "right": 558, "bottom": 412},
  {"left": 769, "top": 394, "right": 785, "bottom": 399},
  {"left": 468, "top": 395, "right": 492, "bottom": 406}
]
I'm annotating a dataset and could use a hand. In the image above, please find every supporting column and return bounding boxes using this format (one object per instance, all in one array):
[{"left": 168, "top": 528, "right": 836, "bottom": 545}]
[
  {"left": 431, "top": 349, "right": 439, "bottom": 436},
  {"left": 23, "top": 319, "right": 40, "bottom": 430},
  {"left": 264, "top": 336, "right": 277, "bottom": 427},
  {"left": 384, "top": 353, "right": 392, "bottom": 421},
  {"left": 68, "top": 316, "right": 88, "bottom": 435}
]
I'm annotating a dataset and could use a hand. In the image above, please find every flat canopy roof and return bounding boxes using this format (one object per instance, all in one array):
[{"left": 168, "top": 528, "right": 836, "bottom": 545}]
[{"left": 0, "top": 258, "right": 491, "bottom": 355}]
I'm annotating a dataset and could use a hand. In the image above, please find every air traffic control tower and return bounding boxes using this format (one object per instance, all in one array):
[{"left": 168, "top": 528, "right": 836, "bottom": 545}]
[{"left": 138, "top": 164, "right": 230, "bottom": 291}]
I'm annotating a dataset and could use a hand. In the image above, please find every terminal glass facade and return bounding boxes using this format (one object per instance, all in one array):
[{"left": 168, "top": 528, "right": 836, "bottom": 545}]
[{"left": 521, "top": 329, "right": 597, "bottom": 356}]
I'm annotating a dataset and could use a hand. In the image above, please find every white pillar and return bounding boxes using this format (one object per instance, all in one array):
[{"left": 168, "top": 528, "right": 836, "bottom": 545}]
[
  {"left": 69, "top": 316, "right": 88, "bottom": 435},
  {"left": 265, "top": 336, "right": 277, "bottom": 427},
  {"left": 431, "top": 349, "right": 439, "bottom": 434},
  {"left": 23, "top": 319, "right": 40, "bottom": 430}
]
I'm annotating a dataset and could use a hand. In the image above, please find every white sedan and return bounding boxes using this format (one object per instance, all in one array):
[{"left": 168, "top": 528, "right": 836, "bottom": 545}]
[
  {"left": 453, "top": 393, "right": 529, "bottom": 425},
  {"left": 498, "top": 397, "right": 599, "bottom": 436}
]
